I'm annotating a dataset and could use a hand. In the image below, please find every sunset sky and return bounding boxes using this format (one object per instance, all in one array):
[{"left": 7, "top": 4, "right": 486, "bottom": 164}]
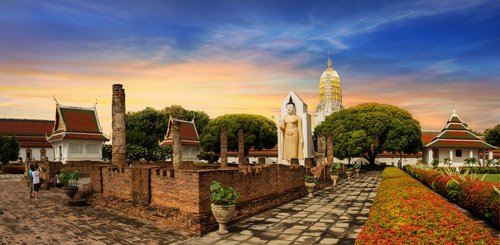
[{"left": 1, "top": 0, "right": 499, "bottom": 136}]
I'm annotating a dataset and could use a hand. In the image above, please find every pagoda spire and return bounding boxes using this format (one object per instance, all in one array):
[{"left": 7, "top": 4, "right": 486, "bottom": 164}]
[{"left": 327, "top": 52, "right": 332, "bottom": 68}]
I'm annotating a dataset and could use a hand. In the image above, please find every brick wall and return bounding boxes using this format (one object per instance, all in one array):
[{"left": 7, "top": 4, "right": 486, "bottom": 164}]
[
  {"left": 67, "top": 161, "right": 102, "bottom": 177},
  {"left": 91, "top": 164, "right": 308, "bottom": 235}
]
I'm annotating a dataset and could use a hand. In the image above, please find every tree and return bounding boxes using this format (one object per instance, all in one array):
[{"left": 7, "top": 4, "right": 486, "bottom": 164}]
[
  {"left": 126, "top": 107, "right": 167, "bottom": 161},
  {"left": 200, "top": 114, "right": 277, "bottom": 155},
  {"left": 0, "top": 135, "right": 20, "bottom": 164},
  {"left": 316, "top": 103, "right": 422, "bottom": 166},
  {"left": 102, "top": 144, "right": 112, "bottom": 161},
  {"left": 484, "top": 124, "right": 500, "bottom": 147},
  {"left": 162, "top": 105, "right": 210, "bottom": 136}
]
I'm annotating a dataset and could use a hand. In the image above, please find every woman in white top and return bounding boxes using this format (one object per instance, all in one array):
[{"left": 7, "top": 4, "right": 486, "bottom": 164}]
[{"left": 32, "top": 167, "right": 41, "bottom": 200}]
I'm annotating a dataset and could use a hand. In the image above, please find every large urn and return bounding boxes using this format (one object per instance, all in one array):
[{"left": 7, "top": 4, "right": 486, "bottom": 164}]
[
  {"left": 330, "top": 174, "right": 339, "bottom": 186},
  {"left": 345, "top": 170, "right": 353, "bottom": 180},
  {"left": 305, "top": 182, "right": 316, "bottom": 197},
  {"left": 211, "top": 203, "right": 236, "bottom": 235}
]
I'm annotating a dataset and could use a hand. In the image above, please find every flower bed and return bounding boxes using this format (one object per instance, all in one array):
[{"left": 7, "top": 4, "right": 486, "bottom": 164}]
[
  {"left": 356, "top": 167, "right": 498, "bottom": 244},
  {"left": 405, "top": 166, "right": 500, "bottom": 229}
]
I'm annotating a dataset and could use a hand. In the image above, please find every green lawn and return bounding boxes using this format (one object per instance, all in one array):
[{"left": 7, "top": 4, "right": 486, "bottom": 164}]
[{"left": 475, "top": 173, "right": 500, "bottom": 183}]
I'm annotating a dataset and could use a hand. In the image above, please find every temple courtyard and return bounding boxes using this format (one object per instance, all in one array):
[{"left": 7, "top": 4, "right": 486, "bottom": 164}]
[{"left": 0, "top": 173, "right": 381, "bottom": 244}]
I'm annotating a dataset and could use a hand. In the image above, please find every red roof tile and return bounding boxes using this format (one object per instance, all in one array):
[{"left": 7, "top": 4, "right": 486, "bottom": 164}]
[
  {"left": 0, "top": 119, "right": 54, "bottom": 136},
  {"left": 160, "top": 118, "right": 200, "bottom": 147},
  {"left": 421, "top": 131, "right": 439, "bottom": 145},
  {"left": 427, "top": 140, "right": 495, "bottom": 149},
  {"left": 445, "top": 124, "right": 468, "bottom": 130},
  {"left": 59, "top": 107, "right": 100, "bottom": 133},
  {"left": 439, "top": 131, "right": 479, "bottom": 140},
  {"left": 448, "top": 116, "right": 462, "bottom": 123}
]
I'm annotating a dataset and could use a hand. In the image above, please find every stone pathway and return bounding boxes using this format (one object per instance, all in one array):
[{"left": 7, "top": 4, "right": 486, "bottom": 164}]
[
  {"left": 0, "top": 179, "right": 191, "bottom": 244},
  {"left": 0, "top": 174, "right": 23, "bottom": 182},
  {"left": 176, "top": 172, "right": 382, "bottom": 245},
  {"left": 0, "top": 172, "right": 381, "bottom": 245}
]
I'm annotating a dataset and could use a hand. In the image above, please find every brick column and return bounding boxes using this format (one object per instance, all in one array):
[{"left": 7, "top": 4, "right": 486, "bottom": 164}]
[
  {"left": 326, "top": 134, "right": 334, "bottom": 164},
  {"left": 317, "top": 135, "right": 326, "bottom": 165},
  {"left": 172, "top": 120, "right": 182, "bottom": 170},
  {"left": 220, "top": 126, "right": 228, "bottom": 167},
  {"left": 112, "top": 84, "right": 127, "bottom": 168},
  {"left": 238, "top": 129, "right": 244, "bottom": 166}
]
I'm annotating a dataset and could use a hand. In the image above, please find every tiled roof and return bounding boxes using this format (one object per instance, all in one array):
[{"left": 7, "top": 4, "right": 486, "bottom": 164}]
[
  {"left": 160, "top": 117, "right": 200, "bottom": 147},
  {"left": 421, "top": 131, "right": 439, "bottom": 145},
  {"left": 0, "top": 119, "right": 54, "bottom": 136},
  {"left": 427, "top": 140, "right": 495, "bottom": 149},
  {"left": 47, "top": 132, "right": 108, "bottom": 142},
  {"left": 0, "top": 119, "right": 54, "bottom": 148},
  {"left": 445, "top": 124, "right": 468, "bottom": 131},
  {"left": 426, "top": 110, "right": 496, "bottom": 150},
  {"left": 59, "top": 106, "right": 100, "bottom": 133},
  {"left": 439, "top": 131, "right": 479, "bottom": 140},
  {"left": 47, "top": 104, "right": 108, "bottom": 142}
]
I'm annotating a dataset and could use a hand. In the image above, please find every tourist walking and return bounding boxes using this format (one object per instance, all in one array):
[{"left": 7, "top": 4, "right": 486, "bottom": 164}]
[
  {"left": 28, "top": 164, "right": 34, "bottom": 198},
  {"left": 32, "top": 166, "right": 41, "bottom": 200}
]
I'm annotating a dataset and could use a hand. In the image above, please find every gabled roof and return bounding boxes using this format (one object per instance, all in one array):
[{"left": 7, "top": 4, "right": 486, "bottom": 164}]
[
  {"left": 425, "top": 110, "right": 496, "bottom": 150},
  {"left": 47, "top": 103, "right": 108, "bottom": 142},
  {"left": 159, "top": 117, "right": 200, "bottom": 147},
  {"left": 0, "top": 118, "right": 54, "bottom": 147},
  {"left": 421, "top": 131, "right": 440, "bottom": 145}
]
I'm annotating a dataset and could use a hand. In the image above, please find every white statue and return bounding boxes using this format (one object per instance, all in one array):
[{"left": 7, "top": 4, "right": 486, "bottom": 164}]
[
  {"left": 280, "top": 97, "right": 303, "bottom": 161},
  {"left": 277, "top": 91, "right": 314, "bottom": 165}
]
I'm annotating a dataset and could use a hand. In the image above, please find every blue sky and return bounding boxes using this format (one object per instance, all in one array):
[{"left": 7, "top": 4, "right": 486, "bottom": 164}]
[{"left": 0, "top": 0, "right": 499, "bottom": 135}]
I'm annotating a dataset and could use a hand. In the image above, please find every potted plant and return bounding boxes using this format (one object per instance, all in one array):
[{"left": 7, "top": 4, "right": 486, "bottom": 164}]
[
  {"left": 58, "top": 167, "right": 80, "bottom": 198},
  {"left": 345, "top": 164, "right": 353, "bottom": 180},
  {"left": 329, "top": 162, "right": 341, "bottom": 186},
  {"left": 210, "top": 180, "right": 240, "bottom": 235},
  {"left": 353, "top": 162, "right": 361, "bottom": 177},
  {"left": 304, "top": 175, "right": 318, "bottom": 197}
]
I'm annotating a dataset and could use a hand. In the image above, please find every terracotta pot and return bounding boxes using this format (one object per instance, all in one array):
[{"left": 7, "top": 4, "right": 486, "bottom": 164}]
[
  {"left": 330, "top": 174, "right": 339, "bottom": 186},
  {"left": 211, "top": 203, "right": 236, "bottom": 235},
  {"left": 305, "top": 182, "right": 316, "bottom": 197}
]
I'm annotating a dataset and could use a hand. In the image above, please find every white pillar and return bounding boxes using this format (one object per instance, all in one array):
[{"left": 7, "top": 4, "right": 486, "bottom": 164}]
[
  {"left": 449, "top": 149, "right": 453, "bottom": 162},
  {"left": 469, "top": 149, "right": 473, "bottom": 158},
  {"left": 428, "top": 148, "right": 433, "bottom": 163},
  {"left": 489, "top": 151, "right": 493, "bottom": 160}
]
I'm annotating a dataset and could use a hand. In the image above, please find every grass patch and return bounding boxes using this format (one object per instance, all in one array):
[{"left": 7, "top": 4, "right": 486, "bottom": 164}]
[{"left": 475, "top": 173, "right": 500, "bottom": 183}]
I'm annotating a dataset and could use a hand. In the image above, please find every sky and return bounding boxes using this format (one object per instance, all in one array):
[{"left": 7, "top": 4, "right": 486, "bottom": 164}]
[{"left": 1, "top": 0, "right": 499, "bottom": 137}]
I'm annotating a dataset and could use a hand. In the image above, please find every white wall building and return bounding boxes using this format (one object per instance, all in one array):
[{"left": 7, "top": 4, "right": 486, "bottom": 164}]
[{"left": 46, "top": 104, "right": 108, "bottom": 163}]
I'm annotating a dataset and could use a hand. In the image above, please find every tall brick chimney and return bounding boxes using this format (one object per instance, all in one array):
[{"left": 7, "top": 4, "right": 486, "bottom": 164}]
[{"left": 112, "top": 84, "right": 127, "bottom": 168}]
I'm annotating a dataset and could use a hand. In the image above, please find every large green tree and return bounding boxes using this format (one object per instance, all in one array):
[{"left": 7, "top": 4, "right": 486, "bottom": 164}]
[
  {"left": 161, "top": 105, "right": 210, "bottom": 136},
  {"left": 484, "top": 124, "right": 500, "bottom": 147},
  {"left": 316, "top": 103, "right": 422, "bottom": 166},
  {"left": 126, "top": 107, "right": 168, "bottom": 161},
  {"left": 200, "top": 114, "right": 277, "bottom": 155},
  {"left": 0, "top": 135, "right": 20, "bottom": 164}
]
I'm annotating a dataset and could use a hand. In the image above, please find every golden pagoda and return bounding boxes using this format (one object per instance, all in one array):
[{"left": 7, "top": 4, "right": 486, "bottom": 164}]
[{"left": 315, "top": 56, "right": 343, "bottom": 126}]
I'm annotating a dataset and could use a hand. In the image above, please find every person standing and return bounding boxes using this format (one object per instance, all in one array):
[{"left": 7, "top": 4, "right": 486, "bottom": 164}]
[
  {"left": 28, "top": 164, "right": 34, "bottom": 198},
  {"left": 32, "top": 166, "right": 41, "bottom": 200}
]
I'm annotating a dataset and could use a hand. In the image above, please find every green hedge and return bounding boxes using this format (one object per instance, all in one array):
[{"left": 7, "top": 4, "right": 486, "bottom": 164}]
[{"left": 356, "top": 167, "right": 498, "bottom": 244}]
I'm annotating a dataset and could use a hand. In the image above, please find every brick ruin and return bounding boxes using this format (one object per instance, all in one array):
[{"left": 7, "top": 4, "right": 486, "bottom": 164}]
[{"left": 88, "top": 84, "right": 318, "bottom": 235}]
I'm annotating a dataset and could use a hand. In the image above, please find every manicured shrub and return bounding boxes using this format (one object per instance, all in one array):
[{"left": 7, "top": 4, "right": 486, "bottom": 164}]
[
  {"left": 1, "top": 164, "right": 24, "bottom": 174},
  {"left": 356, "top": 168, "right": 498, "bottom": 244},
  {"left": 487, "top": 167, "right": 499, "bottom": 174},
  {"left": 406, "top": 165, "right": 500, "bottom": 229}
]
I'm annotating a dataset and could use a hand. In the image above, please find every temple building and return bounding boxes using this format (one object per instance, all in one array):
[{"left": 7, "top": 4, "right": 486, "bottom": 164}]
[
  {"left": 423, "top": 110, "right": 496, "bottom": 166},
  {"left": 315, "top": 57, "right": 344, "bottom": 126},
  {"left": 159, "top": 117, "right": 201, "bottom": 162},
  {"left": 46, "top": 103, "right": 108, "bottom": 163},
  {"left": 0, "top": 119, "right": 55, "bottom": 161}
]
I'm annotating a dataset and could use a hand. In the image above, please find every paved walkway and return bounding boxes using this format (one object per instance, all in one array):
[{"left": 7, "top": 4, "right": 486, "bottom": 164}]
[
  {"left": 0, "top": 179, "right": 191, "bottom": 245},
  {"left": 176, "top": 172, "right": 382, "bottom": 245},
  {"left": 0, "top": 172, "right": 382, "bottom": 245}
]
